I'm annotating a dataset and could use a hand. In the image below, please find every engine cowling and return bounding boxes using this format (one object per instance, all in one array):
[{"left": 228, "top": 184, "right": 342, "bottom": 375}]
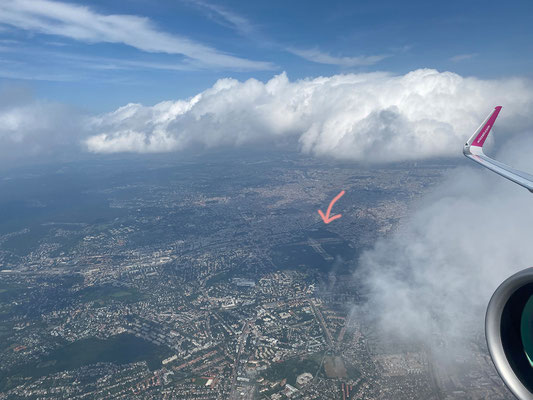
[{"left": 486, "top": 268, "right": 533, "bottom": 400}]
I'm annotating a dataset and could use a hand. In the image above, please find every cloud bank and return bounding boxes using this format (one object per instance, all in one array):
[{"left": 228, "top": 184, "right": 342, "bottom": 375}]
[
  {"left": 0, "top": 86, "right": 82, "bottom": 166},
  {"left": 355, "top": 136, "right": 533, "bottom": 350},
  {"left": 86, "top": 69, "right": 533, "bottom": 162}
]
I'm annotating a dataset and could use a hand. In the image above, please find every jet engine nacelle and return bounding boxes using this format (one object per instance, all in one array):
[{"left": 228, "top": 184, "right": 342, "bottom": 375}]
[{"left": 486, "top": 268, "right": 533, "bottom": 399}]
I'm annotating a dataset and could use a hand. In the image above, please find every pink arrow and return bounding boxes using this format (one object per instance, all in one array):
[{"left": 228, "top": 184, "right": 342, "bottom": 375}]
[{"left": 318, "top": 190, "right": 345, "bottom": 224}]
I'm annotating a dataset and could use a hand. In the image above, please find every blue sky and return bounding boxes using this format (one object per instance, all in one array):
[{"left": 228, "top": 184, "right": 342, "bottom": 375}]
[{"left": 0, "top": 0, "right": 531, "bottom": 112}]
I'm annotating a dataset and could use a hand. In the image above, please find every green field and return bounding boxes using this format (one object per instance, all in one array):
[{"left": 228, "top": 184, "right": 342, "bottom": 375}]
[
  {"left": 264, "top": 353, "right": 323, "bottom": 386},
  {"left": 0, "top": 283, "right": 23, "bottom": 303},
  {"left": 78, "top": 284, "right": 145, "bottom": 305}
]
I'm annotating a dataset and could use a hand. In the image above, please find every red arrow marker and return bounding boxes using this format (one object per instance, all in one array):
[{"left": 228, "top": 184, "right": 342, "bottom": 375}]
[{"left": 318, "top": 190, "right": 345, "bottom": 224}]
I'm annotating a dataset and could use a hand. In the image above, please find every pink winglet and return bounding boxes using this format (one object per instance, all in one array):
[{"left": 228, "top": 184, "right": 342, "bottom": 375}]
[{"left": 471, "top": 106, "right": 502, "bottom": 147}]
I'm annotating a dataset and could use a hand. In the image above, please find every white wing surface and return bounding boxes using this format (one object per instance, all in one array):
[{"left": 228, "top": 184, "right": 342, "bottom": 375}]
[{"left": 463, "top": 106, "right": 533, "bottom": 193}]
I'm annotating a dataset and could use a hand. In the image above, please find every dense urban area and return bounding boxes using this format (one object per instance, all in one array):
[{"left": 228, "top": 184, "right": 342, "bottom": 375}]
[{"left": 0, "top": 151, "right": 513, "bottom": 399}]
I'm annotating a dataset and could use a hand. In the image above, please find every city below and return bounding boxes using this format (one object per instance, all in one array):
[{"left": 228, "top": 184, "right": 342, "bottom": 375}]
[{"left": 0, "top": 151, "right": 512, "bottom": 399}]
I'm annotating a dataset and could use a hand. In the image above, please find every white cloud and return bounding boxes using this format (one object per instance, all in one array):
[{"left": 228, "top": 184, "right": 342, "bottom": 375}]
[
  {"left": 0, "top": 45, "right": 197, "bottom": 81},
  {"left": 353, "top": 135, "right": 533, "bottom": 366},
  {"left": 0, "top": 87, "right": 83, "bottom": 165},
  {"left": 85, "top": 69, "right": 533, "bottom": 163},
  {"left": 450, "top": 53, "right": 478, "bottom": 62},
  {"left": 0, "top": 0, "right": 274, "bottom": 70},
  {"left": 187, "top": 0, "right": 255, "bottom": 37},
  {"left": 288, "top": 47, "right": 389, "bottom": 67}
]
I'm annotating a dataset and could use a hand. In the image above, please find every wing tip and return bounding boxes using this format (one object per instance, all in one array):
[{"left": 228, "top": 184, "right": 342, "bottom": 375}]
[{"left": 469, "top": 106, "right": 503, "bottom": 148}]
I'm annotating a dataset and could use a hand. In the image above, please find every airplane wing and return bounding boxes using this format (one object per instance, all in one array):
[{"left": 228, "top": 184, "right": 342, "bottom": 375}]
[{"left": 463, "top": 106, "right": 533, "bottom": 193}]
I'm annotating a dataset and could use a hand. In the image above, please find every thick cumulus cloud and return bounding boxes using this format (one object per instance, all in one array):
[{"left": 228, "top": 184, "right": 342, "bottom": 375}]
[
  {"left": 355, "top": 136, "right": 533, "bottom": 350},
  {"left": 86, "top": 69, "right": 533, "bottom": 162},
  {"left": 0, "top": 87, "right": 82, "bottom": 166}
]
